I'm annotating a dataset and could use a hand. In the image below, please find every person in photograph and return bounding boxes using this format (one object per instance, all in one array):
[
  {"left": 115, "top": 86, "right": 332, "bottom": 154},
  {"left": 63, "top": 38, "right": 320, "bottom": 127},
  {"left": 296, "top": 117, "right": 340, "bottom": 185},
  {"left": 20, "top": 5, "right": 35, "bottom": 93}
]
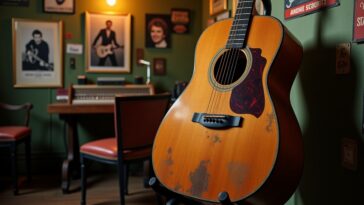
[
  {"left": 22, "top": 29, "right": 52, "bottom": 71},
  {"left": 147, "top": 18, "right": 169, "bottom": 48},
  {"left": 92, "top": 20, "right": 121, "bottom": 66}
]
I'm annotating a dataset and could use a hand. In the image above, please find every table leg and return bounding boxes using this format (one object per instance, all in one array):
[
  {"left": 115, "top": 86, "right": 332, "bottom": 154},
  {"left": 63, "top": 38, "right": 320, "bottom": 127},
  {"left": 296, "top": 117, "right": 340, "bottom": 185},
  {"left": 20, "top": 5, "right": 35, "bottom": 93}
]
[{"left": 61, "top": 116, "right": 80, "bottom": 194}]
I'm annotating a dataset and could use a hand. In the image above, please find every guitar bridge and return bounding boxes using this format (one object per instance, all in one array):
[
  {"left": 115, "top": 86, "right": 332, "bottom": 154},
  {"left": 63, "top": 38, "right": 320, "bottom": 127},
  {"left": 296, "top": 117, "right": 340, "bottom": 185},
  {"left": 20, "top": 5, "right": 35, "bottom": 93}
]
[{"left": 192, "top": 112, "right": 242, "bottom": 129}]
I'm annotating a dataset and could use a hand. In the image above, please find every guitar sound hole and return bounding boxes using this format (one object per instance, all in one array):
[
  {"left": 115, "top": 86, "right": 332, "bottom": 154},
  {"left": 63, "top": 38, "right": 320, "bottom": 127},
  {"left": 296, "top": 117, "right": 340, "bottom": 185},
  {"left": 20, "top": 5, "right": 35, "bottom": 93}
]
[{"left": 213, "top": 49, "right": 247, "bottom": 85}]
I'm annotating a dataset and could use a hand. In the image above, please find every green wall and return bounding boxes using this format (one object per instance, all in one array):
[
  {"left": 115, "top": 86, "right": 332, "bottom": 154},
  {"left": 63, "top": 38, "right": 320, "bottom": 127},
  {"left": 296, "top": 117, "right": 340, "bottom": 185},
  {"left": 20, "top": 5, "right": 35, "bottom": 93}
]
[
  {"left": 0, "top": 0, "right": 202, "bottom": 171},
  {"left": 273, "top": 1, "right": 364, "bottom": 205},
  {"left": 201, "top": 0, "right": 364, "bottom": 204},
  {"left": 2, "top": 0, "right": 364, "bottom": 204}
]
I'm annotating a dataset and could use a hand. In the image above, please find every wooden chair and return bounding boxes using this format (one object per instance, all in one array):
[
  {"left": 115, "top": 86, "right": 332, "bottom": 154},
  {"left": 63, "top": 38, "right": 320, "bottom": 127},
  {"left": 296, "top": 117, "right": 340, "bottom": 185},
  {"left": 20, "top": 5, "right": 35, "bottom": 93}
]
[
  {"left": 80, "top": 94, "right": 170, "bottom": 205},
  {"left": 0, "top": 102, "right": 33, "bottom": 195}
]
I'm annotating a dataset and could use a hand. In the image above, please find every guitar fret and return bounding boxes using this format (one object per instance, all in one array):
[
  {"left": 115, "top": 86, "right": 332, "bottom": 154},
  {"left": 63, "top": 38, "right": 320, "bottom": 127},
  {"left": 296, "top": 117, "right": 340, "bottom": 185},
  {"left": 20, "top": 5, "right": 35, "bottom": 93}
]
[
  {"left": 228, "top": 39, "right": 245, "bottom": 42},
  {"left": 227, "top": 0, "right": 254, "bottom": 48},
  {"left": 229, "top": 33, "right": 245, "bottom": 38}
]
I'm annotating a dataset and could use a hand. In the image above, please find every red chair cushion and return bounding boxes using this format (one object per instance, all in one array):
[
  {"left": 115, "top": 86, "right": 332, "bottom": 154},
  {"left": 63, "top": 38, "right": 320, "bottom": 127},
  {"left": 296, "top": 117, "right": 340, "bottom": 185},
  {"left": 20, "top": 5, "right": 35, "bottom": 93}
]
[
  {"left": 0, "top": 126, "right": 31, "bottom": 142},
  {"left": 80, "top": 138, "right": 152, "bottom": 161},
  {"left": 81, "top": 138, "right": 118, "bottom": 160}
]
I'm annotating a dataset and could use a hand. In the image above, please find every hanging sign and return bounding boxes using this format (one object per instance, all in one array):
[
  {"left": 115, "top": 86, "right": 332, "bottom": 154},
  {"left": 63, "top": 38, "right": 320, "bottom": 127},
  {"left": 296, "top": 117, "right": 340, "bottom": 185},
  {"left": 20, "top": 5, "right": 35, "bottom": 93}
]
[
  {"left": 354, "top": 0, "right": 364, "bottom": 42},
  {"left": 284, "top": 0, "right": 340, "bottom": 20}
]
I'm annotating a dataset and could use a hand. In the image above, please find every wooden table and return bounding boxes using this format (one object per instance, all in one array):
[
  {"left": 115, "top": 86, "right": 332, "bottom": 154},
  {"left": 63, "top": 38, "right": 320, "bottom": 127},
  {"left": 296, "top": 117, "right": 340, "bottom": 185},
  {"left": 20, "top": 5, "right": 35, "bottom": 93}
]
[{"left": 48, "top": 103, "right": 114, "bottom": 193}]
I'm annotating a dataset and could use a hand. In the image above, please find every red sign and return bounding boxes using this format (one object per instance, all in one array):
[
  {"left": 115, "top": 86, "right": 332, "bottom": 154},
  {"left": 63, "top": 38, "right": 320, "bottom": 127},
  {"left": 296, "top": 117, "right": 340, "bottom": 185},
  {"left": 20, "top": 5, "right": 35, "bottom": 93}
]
[
  {"left": 285, "top": 0, "right": 340, "bottom": 20},
  {"left": 354, "top": 0, "right": 364, "bottom": 42}
]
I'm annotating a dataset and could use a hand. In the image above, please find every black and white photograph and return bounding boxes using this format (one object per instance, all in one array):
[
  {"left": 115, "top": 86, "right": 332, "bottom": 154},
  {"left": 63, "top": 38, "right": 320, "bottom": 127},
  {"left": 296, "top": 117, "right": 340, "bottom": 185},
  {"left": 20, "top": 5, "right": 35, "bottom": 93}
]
[
  {"left": 12, "top": 18, "right": 63, "bottom": 88},
  {"left": 145, "top": 14, "right": 171, "bottom": 48},
  {"left": 85, "top": 12, "right": 131, "bottom": 73},
  {"left": 43, "top": 0, "right": 75, "bottom": 14}
]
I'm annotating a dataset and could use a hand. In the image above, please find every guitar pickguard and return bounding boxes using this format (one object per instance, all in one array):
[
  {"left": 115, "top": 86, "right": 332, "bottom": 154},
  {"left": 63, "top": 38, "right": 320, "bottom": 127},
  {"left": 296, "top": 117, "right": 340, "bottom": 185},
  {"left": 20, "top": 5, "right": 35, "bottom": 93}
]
[{"left": 230, "top": 48, "right": 266, "bottom": 117}]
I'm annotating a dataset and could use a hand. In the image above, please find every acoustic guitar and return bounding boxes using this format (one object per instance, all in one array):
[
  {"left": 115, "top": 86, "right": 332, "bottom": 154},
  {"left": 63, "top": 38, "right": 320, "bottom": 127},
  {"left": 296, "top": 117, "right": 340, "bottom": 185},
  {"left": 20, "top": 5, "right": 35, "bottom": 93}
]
[
  {"left": 96, "top": 44, "right": 118, "bottom": 58},
  {"left": 152, "top": 0, "right": 304, "bottom": 204}
]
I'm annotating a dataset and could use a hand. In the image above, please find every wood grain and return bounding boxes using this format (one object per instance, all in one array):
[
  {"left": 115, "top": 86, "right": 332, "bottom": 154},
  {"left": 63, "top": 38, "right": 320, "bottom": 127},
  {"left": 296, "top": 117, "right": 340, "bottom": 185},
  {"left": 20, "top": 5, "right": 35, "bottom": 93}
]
[{"left": 152, "top": 16, "right": 303, "bottom": 204}]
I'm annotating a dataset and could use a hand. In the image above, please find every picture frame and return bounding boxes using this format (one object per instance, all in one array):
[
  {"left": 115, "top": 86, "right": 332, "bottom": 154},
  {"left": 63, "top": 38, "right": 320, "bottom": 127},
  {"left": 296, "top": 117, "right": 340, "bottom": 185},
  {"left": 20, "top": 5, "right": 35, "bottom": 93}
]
[
  {"left": 146, "top": 14, "right": 171, "bottom": 48},
  {"left": 43, "top": 0, "right": 75, "bottom": 14},
  {"left": 171, "top": 9, "right": 190, "bottom": 34},
  {"left": 12, "top": 18, "right": 63, "bottom": 88},
  {"left": 85, "top": 12, "right": 131, "bottom": 73},
  {"left": 153, "top": 58, "right": 166, "bottom": 75},
  {"left": 209, "top": 0, "right": 227, "bottom": 16}
]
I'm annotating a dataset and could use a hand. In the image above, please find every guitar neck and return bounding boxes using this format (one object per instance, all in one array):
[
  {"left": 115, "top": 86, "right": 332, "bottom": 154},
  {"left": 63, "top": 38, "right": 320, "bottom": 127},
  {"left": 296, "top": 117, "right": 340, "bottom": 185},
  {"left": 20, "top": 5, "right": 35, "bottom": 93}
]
[{"left": 226, "top": 0, "right": 255, "bottom": 49}]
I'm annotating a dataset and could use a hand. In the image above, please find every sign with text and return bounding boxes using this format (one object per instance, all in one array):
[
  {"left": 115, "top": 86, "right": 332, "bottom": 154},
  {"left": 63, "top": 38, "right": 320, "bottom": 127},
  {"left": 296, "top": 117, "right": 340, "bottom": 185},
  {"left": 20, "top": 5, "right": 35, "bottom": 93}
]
[
  {"left": 354, "top": 0, "right": 364, "bottom": 42},
  {"left": 285, "top": 0, "right": 340, "bottom": 20}
]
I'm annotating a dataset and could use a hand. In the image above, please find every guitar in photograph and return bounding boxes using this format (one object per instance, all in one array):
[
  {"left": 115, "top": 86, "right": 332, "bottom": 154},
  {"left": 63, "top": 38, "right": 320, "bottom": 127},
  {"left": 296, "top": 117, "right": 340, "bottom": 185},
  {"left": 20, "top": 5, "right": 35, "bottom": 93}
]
[
  {"left": 25, "top": 49, "right": 54, "bottom": 70},
  {"left": 152, "top": 0, "right": 304, "bottom": 204},
  {"left": 95, "top": 44, "right": 123, "bottom": 58}
]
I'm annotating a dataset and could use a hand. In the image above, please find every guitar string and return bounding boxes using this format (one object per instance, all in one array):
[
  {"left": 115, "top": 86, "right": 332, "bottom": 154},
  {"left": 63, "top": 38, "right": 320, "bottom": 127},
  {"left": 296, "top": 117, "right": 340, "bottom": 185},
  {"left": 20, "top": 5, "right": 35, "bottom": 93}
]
[
  {"left": 206, "top": 0, "right": 251, "bottom": 115},
  {"left": 205, "top": 11, "right": 237, "bottom": 115},
  {"left": 213, "top": 0, "right": 250, "bottom": 113},
  {"left": 227, "top": 0, "right": 254, "bottom": 87},
  {"left": 208, "top": 0, "right": 245, "bottom": 114},
  {"left": 207, "top": 3, "right": 241, "bottom": 115}
]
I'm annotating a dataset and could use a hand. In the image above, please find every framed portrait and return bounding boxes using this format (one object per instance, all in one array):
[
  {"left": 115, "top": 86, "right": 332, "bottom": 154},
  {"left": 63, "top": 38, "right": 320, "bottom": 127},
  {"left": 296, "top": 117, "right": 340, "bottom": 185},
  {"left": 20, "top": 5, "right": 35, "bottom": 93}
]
[
  {"left": 43, "top": 0, "right": 75, "bottom": 14},
  {"left": 209, "top": 0, "right": 227, "bottom": 16},
  {"left": 12, "top": 18, "right": 63, "bottom": 88},
  {"left": 153, "top": 58, "right": 166, "bottom": 75},
  {"left": 85, "top": 12, "right": 131, "bottom": 73},
  {"left": 171, "top": 9, "right": 190, "bottom": 34},
  {"left": 146, "top": 14, "right": 171, "bottom": 49}
]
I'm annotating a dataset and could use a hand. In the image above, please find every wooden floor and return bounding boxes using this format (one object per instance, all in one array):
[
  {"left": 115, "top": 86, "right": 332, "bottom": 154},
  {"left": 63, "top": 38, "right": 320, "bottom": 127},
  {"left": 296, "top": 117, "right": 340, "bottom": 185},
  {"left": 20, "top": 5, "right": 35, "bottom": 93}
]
[{"left": 0, "top": 173, "right": 159, "bottom": 205}]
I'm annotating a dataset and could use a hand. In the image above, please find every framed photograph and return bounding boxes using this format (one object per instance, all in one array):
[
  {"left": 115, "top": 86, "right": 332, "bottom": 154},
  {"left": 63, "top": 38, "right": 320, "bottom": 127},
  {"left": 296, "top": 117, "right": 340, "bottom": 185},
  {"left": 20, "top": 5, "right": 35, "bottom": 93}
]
[
  {"left": 12, "top": 18, "right": 63, "bottom": 88},
  {"left": 85, "top": 12, "right": 131, "bottom": 73},
  {"left": 43, "top": 0, "right": 75, "bottom": 14},
  {"left": 153, "top": 58, "right": 166, "bottom": 75},
  {"left": 146, "top": 14, "right": 171, "bottom": 48},
  {"left": 209, "top": 0, "right": 227, "bottom": 16},
  {"left": 171, "top": 9, "right": 190, "bottom": 34}
]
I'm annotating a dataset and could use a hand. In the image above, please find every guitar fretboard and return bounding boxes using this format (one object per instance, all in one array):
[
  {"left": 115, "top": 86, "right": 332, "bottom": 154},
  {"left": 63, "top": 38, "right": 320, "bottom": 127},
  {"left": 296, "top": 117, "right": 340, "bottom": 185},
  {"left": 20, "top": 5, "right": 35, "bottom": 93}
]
[{"left": 226, "top": 0, "right": 255, "bottom": 49}]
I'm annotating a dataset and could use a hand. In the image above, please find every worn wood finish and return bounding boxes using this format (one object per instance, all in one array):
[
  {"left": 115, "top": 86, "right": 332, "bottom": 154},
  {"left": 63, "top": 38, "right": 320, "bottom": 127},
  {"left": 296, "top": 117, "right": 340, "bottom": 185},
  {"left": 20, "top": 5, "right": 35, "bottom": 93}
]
[{"left": 152, "top": 16, "right": 303, "bottom": 204}]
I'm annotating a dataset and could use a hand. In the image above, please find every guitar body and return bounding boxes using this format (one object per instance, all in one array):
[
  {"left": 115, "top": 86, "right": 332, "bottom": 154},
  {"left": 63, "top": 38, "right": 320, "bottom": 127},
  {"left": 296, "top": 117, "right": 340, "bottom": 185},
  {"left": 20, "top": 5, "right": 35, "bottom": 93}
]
[
  {"left": 153, "top": 16, "right": 303, "bottom": 204},
  {"left": 96, "top": 44, "right": 113, "bottom": 58}
]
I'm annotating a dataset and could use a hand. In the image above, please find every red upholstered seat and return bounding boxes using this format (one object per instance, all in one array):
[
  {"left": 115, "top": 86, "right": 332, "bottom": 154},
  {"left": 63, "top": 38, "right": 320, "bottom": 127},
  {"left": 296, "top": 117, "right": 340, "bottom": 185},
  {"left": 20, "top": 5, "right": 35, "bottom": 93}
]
[
  {"left": 0, "top": 102, "right": 33, "bottom": 195},
  {"left": 80, "top": 94, "right": 171, "bottom": 205},
  {"left": 80, "top": 138, "right": 153, "bottom": 161},
  {"left": 81, "top": 138, "right": 117, "bottom": 160},
  {"left": 0, "top": 126, "right": 31, "bottom": 141}
]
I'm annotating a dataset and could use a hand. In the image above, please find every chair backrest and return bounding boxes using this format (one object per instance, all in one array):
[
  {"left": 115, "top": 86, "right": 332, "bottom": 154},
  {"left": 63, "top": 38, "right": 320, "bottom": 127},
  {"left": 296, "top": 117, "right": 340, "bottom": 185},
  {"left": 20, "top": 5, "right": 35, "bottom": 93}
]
[
  {"left": 114, "top": 94, "right": 171, "bottom": 151},
  {"left": 0, "top": 103, "right": 33, "bottom": 126}
]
